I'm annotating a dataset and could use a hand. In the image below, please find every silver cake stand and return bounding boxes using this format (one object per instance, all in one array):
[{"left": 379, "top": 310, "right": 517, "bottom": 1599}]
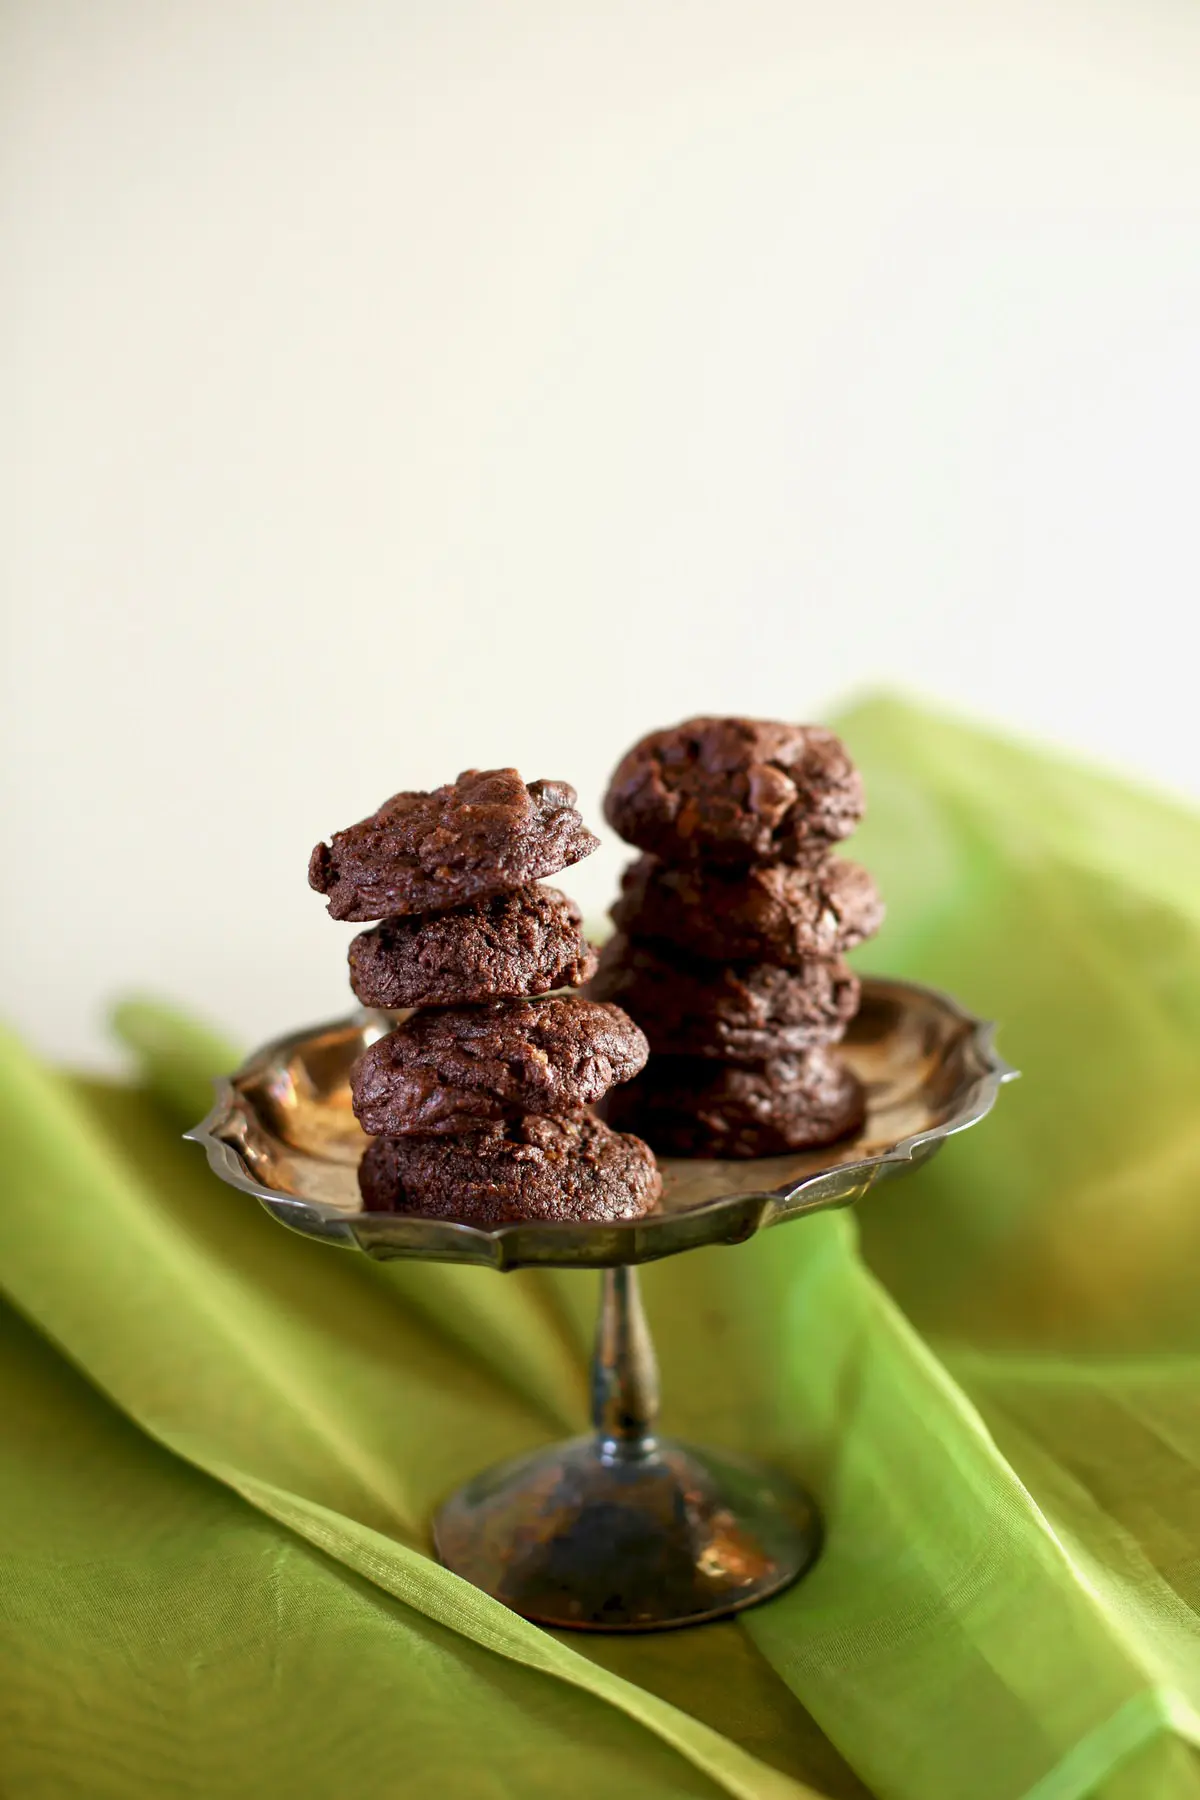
[{"left": 188, "top": 976, "right": 1014, "bottom": 1632}]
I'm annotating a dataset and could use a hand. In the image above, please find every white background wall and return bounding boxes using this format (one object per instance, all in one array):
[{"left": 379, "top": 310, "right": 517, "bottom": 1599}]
[{"left": 3, "top": 0, "right": 1199, "bottom": 1068}]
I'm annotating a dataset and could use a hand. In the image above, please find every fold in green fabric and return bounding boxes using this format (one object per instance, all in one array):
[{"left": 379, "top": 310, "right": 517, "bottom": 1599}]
[{"left": 1, "top": 697, "right": 1197, "bottom": 1800}]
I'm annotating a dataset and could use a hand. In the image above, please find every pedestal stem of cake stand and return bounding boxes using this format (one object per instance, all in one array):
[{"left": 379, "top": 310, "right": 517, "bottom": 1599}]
[
  {"left": 591, "top": 1267, "right": 660, "bottom": 1456},
  {"left": 434, "top": 1260, "right": 819, "bottom": 1629}
]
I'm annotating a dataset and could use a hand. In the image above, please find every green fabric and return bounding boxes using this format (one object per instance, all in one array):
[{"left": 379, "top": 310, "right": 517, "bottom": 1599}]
[{"left": 2, "top": 697, "right": 1198, "bottom": 1800}]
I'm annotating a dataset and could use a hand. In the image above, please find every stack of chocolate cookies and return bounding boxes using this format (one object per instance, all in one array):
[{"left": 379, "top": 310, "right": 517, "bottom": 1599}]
[
  {"left": 591, "top": 718, "right": 883, "bottom": 1158},
  {"left": 308, "top": 767, "right": 662, "bottom": 1222}
]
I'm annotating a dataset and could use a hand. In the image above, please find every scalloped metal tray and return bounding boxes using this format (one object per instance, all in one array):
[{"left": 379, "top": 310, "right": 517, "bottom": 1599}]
[{"left": 188, "top": 976, "right": 1014, "bottom": 1270}]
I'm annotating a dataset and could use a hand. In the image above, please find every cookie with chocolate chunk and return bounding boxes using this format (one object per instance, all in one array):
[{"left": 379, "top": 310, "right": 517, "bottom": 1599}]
[
  {"left": 310, "top": 768, "right": 599, "bottom": 921},
  {"left": 588, "top": 933, "right": 860, "bottom": 1063},
  {"left": 604, "top": 1048, "right": 865, "bottom": 1159},
  {"left": 611, "top": 854, "right": 882, "bottom": 968},
  {"left": 349, "top": 995, "right": 648, "bottom": 1137},
  {"left": 604, "top": 717, "right": 863, "bottom": 865},
  {"left": 348, "top": 884, "right": 596, "bottom": 1008},
  {"left": 357, "top": 1113, "right": 662, "bottom": 1221}
]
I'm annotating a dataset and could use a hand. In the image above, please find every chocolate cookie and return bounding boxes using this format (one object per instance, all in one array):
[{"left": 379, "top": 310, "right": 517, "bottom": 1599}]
[
  {"left": 604, "top": 1049, "right": 865, "bottom": 1159},
  {"left": 309, "top": 768, "right": 599, "bottom": 921},
  {"left": 349, "top": 996, "right": 649, "bottom": 1137},
  {"left": 348, "top": 884, "right": 597, "bottom": 1008},
  {"left": 588, "top": 933, "right": 860, "bottom": 1063},
  {"left": 357, "top": 1113, "right": 662, "bottom": 1221},
  {"left": 611, "top": 854, "right": 883, "bottom": 967},
  {"left": 604, "top": 717, "right": 863, "bottom": 865}
]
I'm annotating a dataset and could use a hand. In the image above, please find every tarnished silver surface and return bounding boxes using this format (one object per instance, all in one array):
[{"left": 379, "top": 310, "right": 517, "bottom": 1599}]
[
  {"left": 187, "top": 975, "right": 1014, "bottom": 1629},
  {"left": 186, "top": 977, "right": 1015, "bottom": 1271}
]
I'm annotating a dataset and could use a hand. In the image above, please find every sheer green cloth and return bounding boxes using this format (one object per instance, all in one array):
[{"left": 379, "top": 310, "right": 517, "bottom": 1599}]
[{"left": 2, "top": 697, "right": 1197, "bottom": 1800}]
